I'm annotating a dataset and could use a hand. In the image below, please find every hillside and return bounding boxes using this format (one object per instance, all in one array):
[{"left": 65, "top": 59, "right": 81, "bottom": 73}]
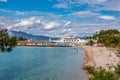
[{"left": 11, "top": 31, "right": 59, "bottom": 41}]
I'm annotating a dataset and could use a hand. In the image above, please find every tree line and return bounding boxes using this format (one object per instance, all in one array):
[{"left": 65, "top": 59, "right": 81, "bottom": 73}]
[
  {"left": 91, "top": 29, "right": 120, "bottom": 48},
  {"left": 0, "top": 29, "right": 27, "bottom": 53}
]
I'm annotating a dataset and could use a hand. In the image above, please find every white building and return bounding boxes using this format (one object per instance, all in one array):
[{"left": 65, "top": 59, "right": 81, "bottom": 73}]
[{"left": 53, "top": 37, "right": 88, "bottom": 46}]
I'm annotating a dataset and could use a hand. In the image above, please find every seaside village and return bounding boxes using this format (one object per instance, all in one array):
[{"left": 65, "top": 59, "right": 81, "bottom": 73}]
[{"left": 17, "top": 35, "right": 88, "bottom": 47}]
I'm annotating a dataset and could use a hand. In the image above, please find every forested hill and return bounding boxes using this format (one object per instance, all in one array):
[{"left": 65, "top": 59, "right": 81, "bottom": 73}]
[
  {"left": 93, "top": 29, "right": 120, "bottom": 48},
  {"left": 11, "top": 31, "right": 59, "bottom": 41}
]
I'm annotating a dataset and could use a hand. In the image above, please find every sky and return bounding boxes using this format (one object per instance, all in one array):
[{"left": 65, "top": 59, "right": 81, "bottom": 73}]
[{"left": 0, "top": 0, "right": 120, "bottom": 37}]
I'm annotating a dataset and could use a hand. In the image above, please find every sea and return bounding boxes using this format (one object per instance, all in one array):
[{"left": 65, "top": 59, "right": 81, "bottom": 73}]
[{"left": 0, "top": 47, "right": 88, "bottom": 80}]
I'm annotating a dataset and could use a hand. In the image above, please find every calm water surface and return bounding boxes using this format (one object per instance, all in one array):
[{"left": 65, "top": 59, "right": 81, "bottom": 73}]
[{"left": 0, "top": 47, "right": 88, "bottom": 80}]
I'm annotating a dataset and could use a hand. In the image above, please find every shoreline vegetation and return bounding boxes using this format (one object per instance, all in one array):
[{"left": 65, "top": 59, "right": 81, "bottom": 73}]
[
  {"left": 81, "top": 46, "right": 120, "bottom": 80},
  {"left": 0, "top": 29, "right": 17, "bottom": 53},
  {"left": 80, "top": 29, "right": 120, "bottom": 80}
]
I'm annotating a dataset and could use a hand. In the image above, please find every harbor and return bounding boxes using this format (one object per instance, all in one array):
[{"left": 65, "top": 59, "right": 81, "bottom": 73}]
[{"left": 17, "top": 36, "right": 88, "bottom": 47}]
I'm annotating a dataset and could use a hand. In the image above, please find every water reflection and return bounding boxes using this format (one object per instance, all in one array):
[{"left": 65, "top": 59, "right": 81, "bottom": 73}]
[{"left": 0, "top": 46, "right": 13, "bottom": 53}]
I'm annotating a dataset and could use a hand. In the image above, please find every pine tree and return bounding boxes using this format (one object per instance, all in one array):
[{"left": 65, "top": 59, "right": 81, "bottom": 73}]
[{"left": 0, "top": 29, "right": 17, "bottom": 53}]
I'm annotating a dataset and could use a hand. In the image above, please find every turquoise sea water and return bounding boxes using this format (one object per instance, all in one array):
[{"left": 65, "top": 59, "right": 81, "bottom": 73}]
[{"left": 0, "top": 47, "right": 88, "bottom": 80}]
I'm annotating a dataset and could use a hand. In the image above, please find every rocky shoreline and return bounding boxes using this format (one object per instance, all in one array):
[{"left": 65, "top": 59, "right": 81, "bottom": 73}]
[{"left": 81, "top": 46, "right": 120, "bottom": 71}]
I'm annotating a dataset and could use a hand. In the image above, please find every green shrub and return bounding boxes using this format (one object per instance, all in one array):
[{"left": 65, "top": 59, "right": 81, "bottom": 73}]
[
  {"left": 0, "top": 29, "right": 17, "bottom": 53},
  {"left": 115, "top": 65, "right": 120, "bottom": 76},
  {"left": 92, "top": 29, "right": 120, "bottom": 48},
  {"left": 84, "top": 66, "right": 95, "bottom": 75},
  {"left": 84, "top": 66, "right": 119, "bottom": 80}
]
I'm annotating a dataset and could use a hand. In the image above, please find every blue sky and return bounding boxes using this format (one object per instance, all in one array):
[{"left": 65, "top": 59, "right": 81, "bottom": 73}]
[{"left": 0, "top": 0, "right": 120, "bottom": 37}]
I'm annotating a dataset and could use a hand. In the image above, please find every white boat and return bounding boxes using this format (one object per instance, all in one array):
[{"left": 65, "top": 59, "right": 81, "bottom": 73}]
[{"left": 53, "top": 36, "right": 88, "bottom": 46}]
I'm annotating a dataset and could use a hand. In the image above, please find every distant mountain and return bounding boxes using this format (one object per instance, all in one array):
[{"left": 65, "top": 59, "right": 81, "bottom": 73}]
[{"left": 11, "top": 31, "right": 59, "bottom": 41}]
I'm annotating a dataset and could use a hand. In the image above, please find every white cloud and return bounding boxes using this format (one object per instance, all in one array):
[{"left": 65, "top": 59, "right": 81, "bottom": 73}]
[
  {"left": 102, "top": 0, "right": 120, "bottom": 11},
  {"left": 63, "top": 29, "right": 72, "bottom": 32},
  {"left": 53, "top": 0, "right": 107, "bottom": 9},
  {"left": 15, "top": 12, "right": 25, "bottom": 15},
  {"left": 97, "top": 0, "right": 107, "bottom": 3},
  {"left": 53, "top": 0, "right": 120, "bottom": 12},
  {"left": 64, "top": 21, "right": 71, "bottom": 26},
  {"left": 14, "top": 17, "right": 41, "bottom": 27},
  {"left": 0, "top": 0, "right": 7, "bottom": 2},
  {"left": 99, "top": 15, "right": 116, "bottom": 20},
  {"left": 4, "top": 17, "right": 41, "bottom": 31},
  {"left": 53, "top": 3, "right": 68, "bottom": 9},
  {"left": 70, "top": 11, "right": 99, "bottom": 17},
  {"left": 79, "top": 0, "right": 107, "bottom": 4},
  {"left": 44, "top": 21, "right": 60, "bottom": 30}
]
